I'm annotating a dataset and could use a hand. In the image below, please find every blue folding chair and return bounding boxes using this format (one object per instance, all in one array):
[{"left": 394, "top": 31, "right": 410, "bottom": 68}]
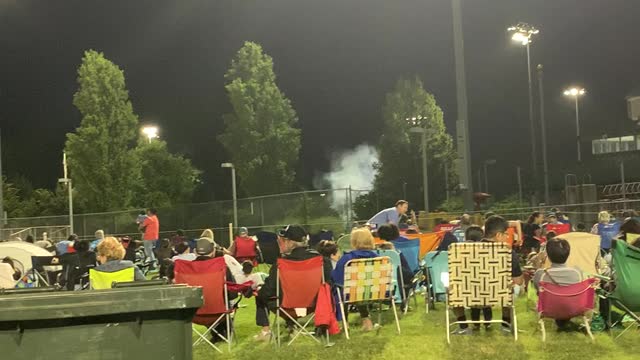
[
  {"left": 391, "top": 237, "right": 421, "bottom": 313},
  {"left": 422, "top": 250, "right": 449, "bottom": 313}
]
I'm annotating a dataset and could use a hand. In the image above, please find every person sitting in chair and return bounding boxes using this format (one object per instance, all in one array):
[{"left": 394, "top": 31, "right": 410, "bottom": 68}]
[
  {"left": 533, "top": 238, "right": 583, "bottom": 330},
  {"left": 332, "top": 227, "right": 380, "bottom": 332},
  {"left": 95, "top": 237, "right": 146, "bottom": 281},
  {"left": 253, "top": 225, "right": 332, "bottom": 342}
]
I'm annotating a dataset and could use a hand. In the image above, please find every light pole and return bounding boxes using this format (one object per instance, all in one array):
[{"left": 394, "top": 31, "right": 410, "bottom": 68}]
[
  {"left": 508, "top": 23, "right": 539, "bottom": 192},
  {"left": 406, "top": 116, "right": 429, "bottom": 213},
  {"left": 141, "top": 125, "right": 159, "bottom": 144},
  {"left": 537, "top": 64, "right": 550, "bottom": 204},
  {"left": 221, "top": 163, "right": 238, "bottom": 228},
  {"left": 563, "top": 87, "right": 586, "bottom": 163},
  {"left": 483, "top": 159, "right": 497, "bottom": 194},
  {"left": 59, "top": 152, "right": 74, "bottom": 234},
  {"left": 452, "top": 0, "right": 474, "bottom": 211}
]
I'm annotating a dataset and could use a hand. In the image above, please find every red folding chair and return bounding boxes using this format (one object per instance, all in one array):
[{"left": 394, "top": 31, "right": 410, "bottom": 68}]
[
  {"left": 173, "top": 258, "right": 233, "bottom": 353},
  {"left": 537, "top": 278, "right": 597, "bottom": 342},
  {"left": 275, "top": 256, "right": 326, "bottom": 347}
]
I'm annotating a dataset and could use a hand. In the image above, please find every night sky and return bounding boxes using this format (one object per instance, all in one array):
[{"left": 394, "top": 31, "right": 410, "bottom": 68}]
[{"left": 1, "top": 0, "right": 639, "bottom": 201}]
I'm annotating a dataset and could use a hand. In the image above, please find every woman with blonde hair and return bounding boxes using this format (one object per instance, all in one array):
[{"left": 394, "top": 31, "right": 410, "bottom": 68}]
[
  {"left": 331, "top": 227, "right": 379, "bottom": 331},
  {"left": 95, "top": 237, "right": 145, "bottom": 281}
]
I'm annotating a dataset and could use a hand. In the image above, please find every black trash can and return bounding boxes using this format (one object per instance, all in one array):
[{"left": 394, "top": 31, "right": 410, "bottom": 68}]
[{"left": 0, "top": 284, "right": 203, "bottom": 360}]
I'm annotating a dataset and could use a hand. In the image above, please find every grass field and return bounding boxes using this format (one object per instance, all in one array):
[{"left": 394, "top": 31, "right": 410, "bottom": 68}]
[{"left": 191, "top": 292, "right": 639, "bottom": 360}]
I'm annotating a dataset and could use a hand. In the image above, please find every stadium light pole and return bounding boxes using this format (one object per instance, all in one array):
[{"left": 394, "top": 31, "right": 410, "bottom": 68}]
[
  {"left": 407, "top": 116, "right": 429, "bottom": 213},
  {"left": 452, "top": 0, "right": 474, "bottom": 212},
  {"left": 221, "top": 163, "right": 238, "bottom": 228},
  {"left": 563, "top": 87, "right": 586, "bottom": 163},
  {"left": 537, "top": 64, "right": 550, "bottom": 205},
  {"left": 141, "top": 125, "right": 159, "bottom": 144},
  {"left": 508, "top": 23, "right": 539, "bottom": 195}
]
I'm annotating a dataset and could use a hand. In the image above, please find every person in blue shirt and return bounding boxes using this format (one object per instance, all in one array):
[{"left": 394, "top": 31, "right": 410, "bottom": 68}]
[
  {"left": 367, "top": 200, "right": 409, "bottom": 228},
  {"left": 591, "top": 211, "right": 620, "bottom": 253},
  {"left": 332, "top": 227, "right": 380, "bottom": 332}
]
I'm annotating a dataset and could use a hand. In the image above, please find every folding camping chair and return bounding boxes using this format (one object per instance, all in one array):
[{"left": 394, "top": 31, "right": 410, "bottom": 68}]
[
  {"left": 537, "top": 278, "right": 597, "bottom": 342},
  {"left": 391, "top": 237, "right": 421, "bottom": 312},
  {"left": 274, "top": 256, "right": 327, "bottom": 347},
  {"left": 336, "top": 256, "right": 400, "bottom": 339},
  {"left": 544, "top": 232, "right": 602, "bottom": 277},
  {"left": 422, "top": 250, "right": 448, "bottom": 313},
  {"left": 445, "top": 242, "right": 517, "bottom": 344},
  {"left": 375, "top": 249, "right": 407, "bottom": 308},
  {"left": 89, "top": 267, "right": 135, "bottom": 290},
  {"left": 173, "top": 257, "right": 234, "bottom": 353},
  {"left": 30, "top": 256, "right": 58, "bottom": 287},
  {"left": 604, "top": 240, "right": 640, "bottom": 338}
]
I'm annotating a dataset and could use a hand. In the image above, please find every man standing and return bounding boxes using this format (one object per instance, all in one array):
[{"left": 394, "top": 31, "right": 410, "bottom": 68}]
[
  {"left": 140, "top": 208, "right": 160, "bottom": 268},
  {"left": 367, "top": 200, "right": 409, "bottom": 228}
]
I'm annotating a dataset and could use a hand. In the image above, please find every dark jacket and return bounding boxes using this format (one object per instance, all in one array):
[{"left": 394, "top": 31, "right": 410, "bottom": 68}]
[{"left": 257, "top": 246, "right": 332, "bottom": 303}]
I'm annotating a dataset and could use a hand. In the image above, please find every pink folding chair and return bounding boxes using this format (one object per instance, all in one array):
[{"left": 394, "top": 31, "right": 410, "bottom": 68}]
[{"left": 537, "top": 278, "right": 597, "bottom": 342}]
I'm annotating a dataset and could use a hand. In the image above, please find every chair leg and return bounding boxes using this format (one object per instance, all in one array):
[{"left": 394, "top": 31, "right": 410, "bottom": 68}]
[
  {"left": 276, "top": 308, "right": 281, "bottom": 347},
  {"left": 226, "top": 314, "right": 232, "bottom": 352},
  {"left": 512, "top": 306, "right": 518, "bottom": 341},
  {"left": 539, "top": 318, "right": 546, "bottom": 342},
  {"left": 445, "top": 304, "right": 451, "bottom": 345},
  {"left": 378, "top": 303, "right": 382, "bottom": 327},
  {"left": 584, "top": 316, "right": 595, "bottom": 342},
  {"left": 337, "top": 292, "right": 350, "bottom": 340},
  {"left": 391, "top": 298, "right": 401, "bottom": 335}
]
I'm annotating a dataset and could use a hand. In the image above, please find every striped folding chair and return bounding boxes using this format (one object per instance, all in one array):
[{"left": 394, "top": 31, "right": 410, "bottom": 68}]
[
  {"left": 445, "top": 242, "right": 517, "bottom": 344},
  {"left": 336, "top": 256, "right": 400, "bottom": 339}
]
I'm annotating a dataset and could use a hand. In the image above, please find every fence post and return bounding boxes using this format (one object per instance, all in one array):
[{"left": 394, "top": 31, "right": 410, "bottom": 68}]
[
  {"left": 302, "top": 193, "right": 309, "bottom": 225},
  {"left": 260, "top": 199, "right": 265, "bottom": 226}
]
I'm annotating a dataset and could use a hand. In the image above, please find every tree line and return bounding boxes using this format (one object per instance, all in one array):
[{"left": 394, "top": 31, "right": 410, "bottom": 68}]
[{"left": 7, "top": 41, "right": 456, "bottom": 218}]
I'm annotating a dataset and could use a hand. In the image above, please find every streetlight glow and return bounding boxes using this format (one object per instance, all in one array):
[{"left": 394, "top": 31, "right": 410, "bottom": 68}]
[
  {"left": 564, "top": 87, "right": 586, "bottom": 97},
  {"left": 141, "top": 125, "right": 159, "bottom": 143},
  {"left": 511, "top": 32, "right": 529, "bottom": 45},
  {"left": 507, "top": 22, "right": 539, "bottom": 46}
]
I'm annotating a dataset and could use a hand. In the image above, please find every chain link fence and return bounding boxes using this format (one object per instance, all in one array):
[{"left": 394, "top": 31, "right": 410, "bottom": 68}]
[{"left": 1, "top": 188, "right": 369, "bottom": 247}]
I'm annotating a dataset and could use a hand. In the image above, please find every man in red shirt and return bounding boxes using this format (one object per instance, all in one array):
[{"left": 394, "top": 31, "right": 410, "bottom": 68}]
[{"left": 140, "top": 208, "right": 160, "bottom": 267}]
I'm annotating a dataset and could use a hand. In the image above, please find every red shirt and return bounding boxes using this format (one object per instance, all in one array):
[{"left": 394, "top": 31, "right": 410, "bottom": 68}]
[{"left": 143, "top": 215, "right": 159, "bottom": 240}]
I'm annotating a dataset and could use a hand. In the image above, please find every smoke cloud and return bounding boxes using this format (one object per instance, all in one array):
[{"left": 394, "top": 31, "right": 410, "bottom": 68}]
[{"left": 317, "top": 144, "right": 378, "bottom": 211}]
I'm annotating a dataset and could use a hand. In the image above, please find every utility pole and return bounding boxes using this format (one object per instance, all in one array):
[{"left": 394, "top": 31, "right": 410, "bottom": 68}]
[{"left": 452, "top": 0, "right": 474, "bottom": 211}]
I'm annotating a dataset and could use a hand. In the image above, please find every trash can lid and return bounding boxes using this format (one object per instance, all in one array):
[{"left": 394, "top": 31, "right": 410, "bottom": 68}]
[{"left": 0, "top": 285, "right": 203, "bottom": 321}]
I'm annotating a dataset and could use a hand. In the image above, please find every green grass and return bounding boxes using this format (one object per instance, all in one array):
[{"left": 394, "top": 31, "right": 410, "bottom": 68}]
[{"left": 192, "top": 293, "right": 639, "bottom": 360}]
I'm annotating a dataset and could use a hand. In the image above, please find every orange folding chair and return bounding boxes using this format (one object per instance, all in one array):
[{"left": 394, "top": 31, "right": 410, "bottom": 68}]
[
  {"left": 275, "top": 256, "right": 326, "bottom": 347},
  {"left": 173, "top": 258, "right": 233, "bottom": 353}
]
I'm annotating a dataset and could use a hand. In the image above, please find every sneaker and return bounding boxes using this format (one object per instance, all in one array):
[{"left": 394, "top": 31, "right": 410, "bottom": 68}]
[
  {"left": 501, "top": 326, "right": 512, "bottom": 335},
  {"left": 253, "top": 330, "right": 271, "bottom": 342},
  {"left": 451, "top": 327, "right": 473, "bottom": 335}
]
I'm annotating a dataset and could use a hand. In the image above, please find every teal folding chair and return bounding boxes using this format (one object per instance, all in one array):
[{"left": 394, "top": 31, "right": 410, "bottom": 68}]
[
  {"left": 376, "top": 249, "right": 407, "bottom": 306},
  {"left": 422, "top": 250, "right": 448, "bottom": 313}
]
